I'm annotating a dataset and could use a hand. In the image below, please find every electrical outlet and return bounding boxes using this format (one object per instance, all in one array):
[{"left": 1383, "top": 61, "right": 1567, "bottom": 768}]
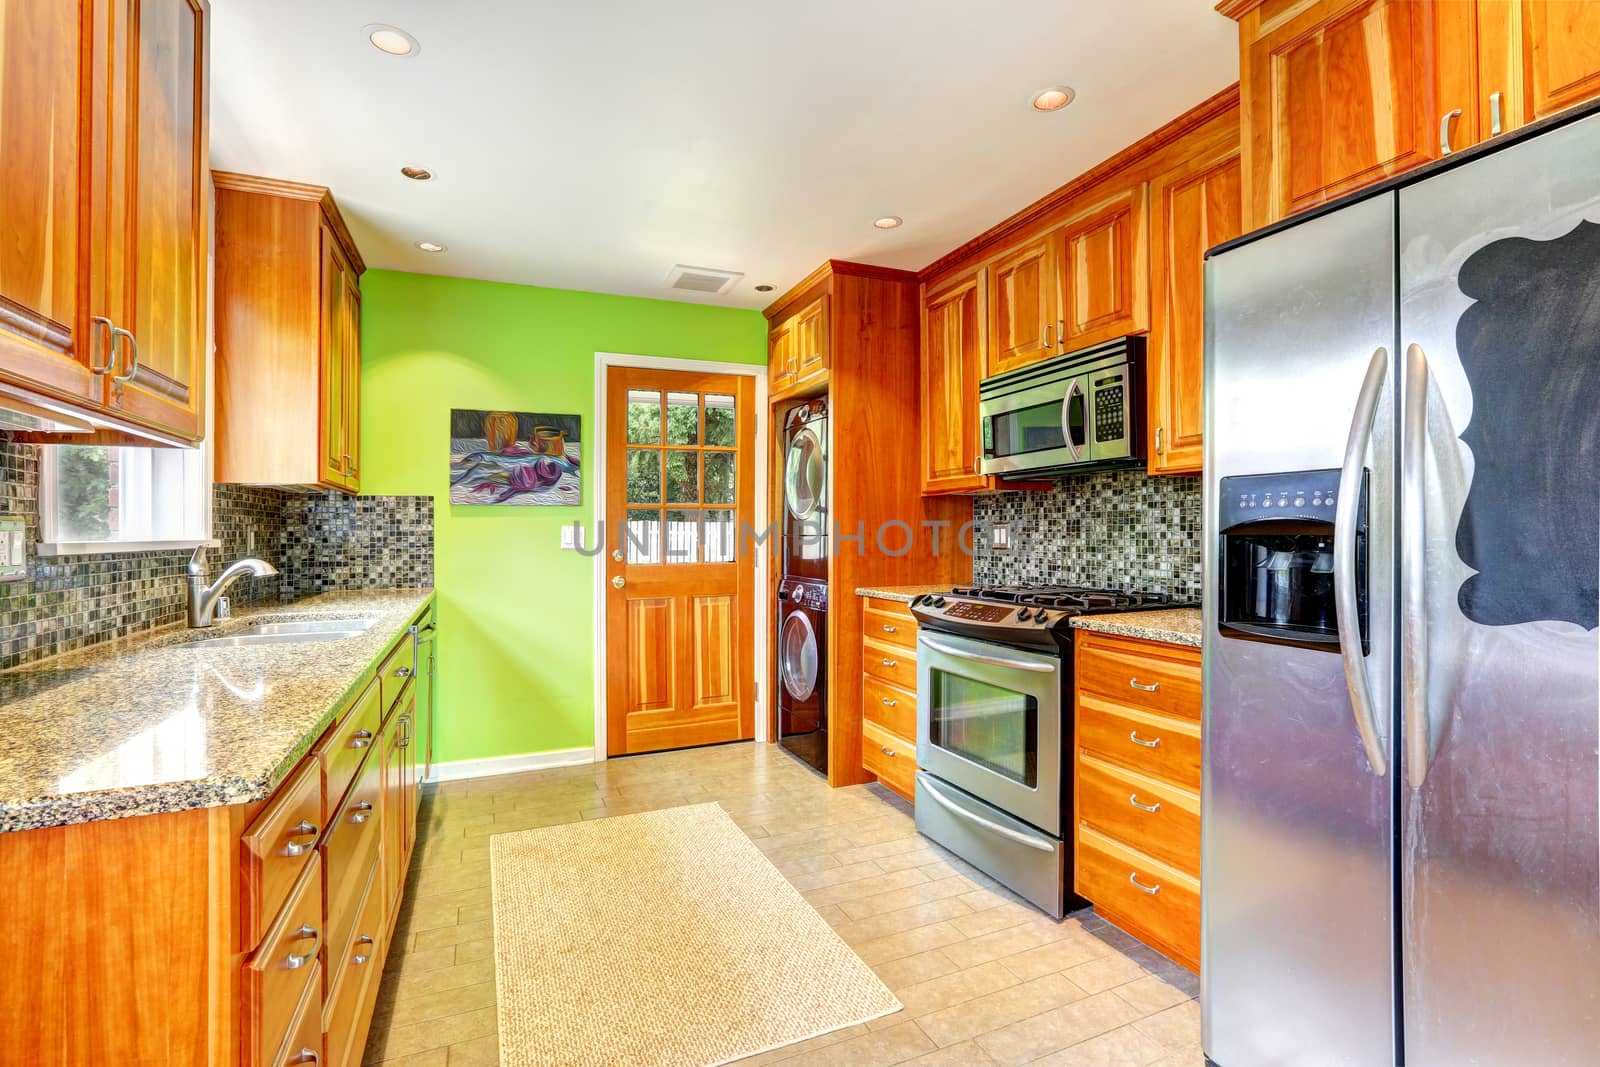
[
  {"left": 990, "top": 522, "right": 1011, "bottom": 551},
  {"left": 0, "top": 520, "right": 26, "bottom": 582},
  {"left": 560, "top": 523, "right": 578, "bottom": 550}
]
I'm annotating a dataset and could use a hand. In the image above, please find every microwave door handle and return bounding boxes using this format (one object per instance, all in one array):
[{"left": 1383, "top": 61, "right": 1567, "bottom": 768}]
[
  {"left": 919, "top": 775, "right": 1056, "bottom": 852},
  {"left": 1059, "top": 378, "right": 1086, "bottom": 461},
  {"left": 920, "top": 636, "right": 1057, "bottom": 674},
  {"left": 1335, "top": 345, "right": 1389, "bottom": 778},
  {"left": 1402, "top": 343, "right": 1431, "bottom": 788}
]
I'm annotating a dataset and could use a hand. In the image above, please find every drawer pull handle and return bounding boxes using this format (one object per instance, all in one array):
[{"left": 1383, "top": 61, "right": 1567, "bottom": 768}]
[
  {"left": 882, "top": 624, "right": 898, "bottom": 633},
  {"left": 394, "top": 665, "right": 414, "bottom": 678},
  {"left": 881, "top": 657, "right": 898, "bottom": 668},
  {"left": 881, "top": 745, "right": 897, "bottom": 758},
  {"left": 285, "top": 924, "right": 320, "bottom": 969},
  {"left": 350, "top": 800, "right": 374, "bottom": 825},
  {"left": 881, "top": 696, "right": 898, "bottom": 708},
  {"left": 352, "top": 933, "right": 376, "bottom": 966},
  {"left": 1129, "top": 872, "right": 1161, "bottom": 895},
  {"left": 287, "top": 1049, "right": 320, "bottom": 1065},
  {"left": 1129, "top": 731, "right": 1161, "bottom": 748},
  {"left": 1129, "top": 677, "right": 1160, "bottom": 692},
  {"left": 351, "top": 728, "right": 374, "bottom": 749},
  {"left": 283, "top": 820, "right": 318, "bottom": 856},
  {"left": 1129, "top": 793, "right": 1162, "bottom": 813}
]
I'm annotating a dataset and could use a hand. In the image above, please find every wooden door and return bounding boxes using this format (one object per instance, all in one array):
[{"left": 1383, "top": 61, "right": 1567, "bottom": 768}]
[
  {"left": 0, "top": 0, "right": 104, "bottom": 404},
  {"left": 986, "top": 233, "right": 1059, "bottom": 376},
  {"left": 1240, "top": 0, "right": 1439, "bottom": 227},
  {"left": 1058, "top": 183, "right": 1150, "bottom": 352},
  {"left": 605, "top": 367, "right": 757, "bottom": 756},
  {"left": 1148, "top": 146, "right": 1242, "bottom": 476},
  {"left": 319, "top": 227, "right": 352, "bottom": 489},
  {"left": 103, "top": 0, "right": 208, "bottom": 440},
  {"left": 791, "top": 296, "right": 829, "bottom": 385},
  {"left": 921, "top": 271, "right": 990, "bottom": 494}
]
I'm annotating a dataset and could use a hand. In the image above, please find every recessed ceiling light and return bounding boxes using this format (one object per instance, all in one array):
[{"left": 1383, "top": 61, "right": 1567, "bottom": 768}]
[
  {"left": 754, "top": 284, "right": 774, "bottom": 293},
  {"left": 1031, "top": 86, "right": 1075, "bottom": 112},
  {"left": 873, "top": 216, "right": 903, "bottom": 230},
  {"left": 366, "top": 24, "right": 419, "bottom": 57},
  {"left": 415, "top": 241, "right": 446, "bottom": 253},
  {"left": 400, "top": 166, "right": 433, "bottom": 181}
]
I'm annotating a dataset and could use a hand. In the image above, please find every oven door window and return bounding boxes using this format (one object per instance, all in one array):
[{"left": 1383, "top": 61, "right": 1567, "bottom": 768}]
[{"left": 928, "top": 669, "right": 1038, "bottom": 787}]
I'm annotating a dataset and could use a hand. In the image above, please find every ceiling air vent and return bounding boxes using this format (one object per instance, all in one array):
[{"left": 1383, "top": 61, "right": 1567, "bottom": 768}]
[{"left": 664, "top": 264, "right": 744, "bottom": 295}]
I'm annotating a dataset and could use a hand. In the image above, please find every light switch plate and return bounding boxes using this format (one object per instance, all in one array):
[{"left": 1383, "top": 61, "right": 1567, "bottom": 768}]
[
  {"left": 990, "top": 522, "right": 1011, "bottom": 551},
  {"left": 559, "top": 523, "right": 578, "bottom": 550},
  {"left": 0, "top": 520, "right": 26, "bottom": 581}
]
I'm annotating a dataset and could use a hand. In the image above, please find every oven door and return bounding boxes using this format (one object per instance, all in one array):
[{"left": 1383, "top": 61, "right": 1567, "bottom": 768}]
[
  {"left": 916, "top": 630, "right": 1062, "bottom": 836},
  {"left": 979, "top": 374, "right": 1087, "bottom": 477}
]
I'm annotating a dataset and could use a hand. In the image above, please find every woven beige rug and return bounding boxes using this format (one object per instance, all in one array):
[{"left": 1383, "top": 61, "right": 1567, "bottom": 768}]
[{"left": 489, "top": 801, "right": 901, "bottom": 1066}]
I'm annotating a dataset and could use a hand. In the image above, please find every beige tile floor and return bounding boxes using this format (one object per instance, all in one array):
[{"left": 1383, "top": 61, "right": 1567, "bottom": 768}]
[{"left": 362, "top": 742, "right": 1203, "bottom": 1067}]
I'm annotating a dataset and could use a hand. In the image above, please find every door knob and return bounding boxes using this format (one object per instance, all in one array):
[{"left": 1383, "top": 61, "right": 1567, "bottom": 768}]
[
  {"left": 612, "top": 549, "right": 624, "bottom": 562},
  {"left": 611, "top": 576, "right": 626, "bottom": 589}
]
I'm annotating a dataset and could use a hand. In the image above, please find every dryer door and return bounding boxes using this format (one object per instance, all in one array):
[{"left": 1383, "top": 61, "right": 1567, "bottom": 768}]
[
  {"left": 784, "top": 427, "right": 825, "bottom": 520},
  {"left": 780, "top": 610, "right": 819, "bottom": 701}
]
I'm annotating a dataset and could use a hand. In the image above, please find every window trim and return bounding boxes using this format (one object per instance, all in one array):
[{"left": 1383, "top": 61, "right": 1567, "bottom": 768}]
[{"left": 36, "top": 439, "right": 214, "bottom": 555}]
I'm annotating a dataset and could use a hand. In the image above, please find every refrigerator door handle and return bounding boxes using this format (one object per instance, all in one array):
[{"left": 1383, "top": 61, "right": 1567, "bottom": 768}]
[
  {"left": 1403, "top": 342, "right": 1431, "bottom": 788},
  {"left": 1336, "top": 345, "right": 1389, "bottom": 777}
]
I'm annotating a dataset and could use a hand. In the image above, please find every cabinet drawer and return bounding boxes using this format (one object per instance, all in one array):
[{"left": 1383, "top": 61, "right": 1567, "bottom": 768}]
[
  {"left": 244, "top": 852, "right": 324, "bottom": 1067},
  {"left": 323, "top": 862, "right": 386, "bottom": 1067},
  {"left": 864, "top": 606, "right": 917, "bottom": 651},
  {"left": 242, "top": 758, "right": 323, "bottom": 948},
  {"left": 863, "top": 636, "right": 917, "bottom": 690},
  {"left": 317, "top": 678, "right": 382, "bottom": 820},
  {"left": 1076, "top": 633, "right": 1200, "bottom": 721},
  {"left": 1077, "top": 692, "right": 1201, "bottom": 792},
  {"left": 1077, "top": 753, "right": 1199, "bottom": 876},
  {"left": 272, "top": 967, "right": 322, "bottom": 1067},
  {"left": 862, "top": 674, "right": 916, "bottom": 739},
  {"left": 378, "top": 633, "right": 416, "bottom": 714},
  {"left": 862, "top": 719, "right": 916, "bottom": 801},
  {"left": 864, "top": 596, "right": 917, "bottom": 622},
  {"left": 1075, "top": 824, "right": 1198, "bottom": 971},
  {"left": 320, "top": 745, "right": 383, "bottom": 982}
]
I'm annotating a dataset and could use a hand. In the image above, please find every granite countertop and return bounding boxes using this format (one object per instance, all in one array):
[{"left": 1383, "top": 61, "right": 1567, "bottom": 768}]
[
  {"left": 855, "top": 584, "right": 953, "bottom": 604},
  {"left": 0, "top": 589, "right": 435, "bottom": 834},
  {"left": 1070, "top": 607, "right": 1202, "bottom": 648}
]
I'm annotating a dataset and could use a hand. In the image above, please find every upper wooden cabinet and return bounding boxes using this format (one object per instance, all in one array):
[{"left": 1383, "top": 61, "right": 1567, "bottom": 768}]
[
  {"left": 921, "top": 270, "right": 991, "bottom": 494},
  {"left": 1469, "top": 0, "right": 1600, "bottom": 138},
  {"left": 1147, "top": 141, "right": 1242, "bottom": 476},
  {"left": 985, "top": 234, "right": 1059, "bottom": 377},
  {"left": 0, "top": 0, "right": 208, "bottom": 443},
  {"left": 767, "top": 292, "right": 828, "bottom": 401},
  {"left": 1057, "top": 184, "right": 1150, "bottom": 353},
  {"left": 213, "top": 173, "right": 366, "bottom": 493}
]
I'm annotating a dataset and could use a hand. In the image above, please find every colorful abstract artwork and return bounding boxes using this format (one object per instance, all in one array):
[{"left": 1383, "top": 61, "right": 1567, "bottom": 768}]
[{"left": 449, "top": 409, "right": 581, "bottom": 506}]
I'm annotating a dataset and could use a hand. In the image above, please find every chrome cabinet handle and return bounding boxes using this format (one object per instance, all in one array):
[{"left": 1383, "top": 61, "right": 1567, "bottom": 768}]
[
  {"left": 1128, "top": 678, "right": 1160, "bottom": 692},
  {"left": 881, "top": 657, "right": 897, "bottom": 668},
  {"left": 881, "top": 624, "right": 898, "bottom": 633},
  {"left": 285, "top": 924, "right": 319, "bottom": 969},
  {"left": 351, "top": 728, "right": 373, "bottom": 749},
  {"left": 283, "top": 820, "right": 318, "bottom": 856},
  {"left": 1336, "top": 346, "right": 1389, "bottom": 778},
  {"left": 342, "top": 453, "right": 355, "bottom": 475},
  {"left": 287, "top": 1049, "right": 319, "bottom": 1065},
  {"left": 1128, "top": 793, "right": 1162, "bottom": 813},
  {"left": 1154, "top": 426, "right": 1164, "bottom": 454},
  {"left": 1489, "top": 91, "right": 1503, "bottom": 137},
  {"left": 880, "top": 745, "right": 896, "bottom": 757},
  {"left": 1402, "top": 343, "right": 1430, "bottom": 788},
  {"left": 1044, "top": 321, "right": 1055, "bottom": 349},
  {"left": 1129, "top": 731, "right": 1161, "bottom": 748},
  {"left": 89, "top": 316, "right": 117, "bottom": 374},
  {"left": 1439, "top": 108, "right": 1462, "bottom": 155},
  {"left": 1128, "top": 872, "right": 1161, "bottom": 895},
  {"left": 880, "top": 696, "right": 897, "bottom": 708},
  {"left": 394, "top": 666, "right": 413, "bottom": 678},
  {"left": 1057, "top": 319, "right": 1065, "bottom": 349},
  {"left": 352, "top": 934, "right": 376, "bottom": 966},
  {"left": 109, "top": 325, "right": 139, "bottom": 383},
  {"left": 350, "top": 801, "right": 374, "bottom": 825}
]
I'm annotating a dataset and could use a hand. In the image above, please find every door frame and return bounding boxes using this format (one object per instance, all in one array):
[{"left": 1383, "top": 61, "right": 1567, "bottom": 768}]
[{"left": 591, "top": 352, "right": 770, "bottom": 762}]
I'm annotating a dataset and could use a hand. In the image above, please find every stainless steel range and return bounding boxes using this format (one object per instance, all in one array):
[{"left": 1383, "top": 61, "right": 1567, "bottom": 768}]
[{"left": 910, "top": 584, "right": 1177, "bottom": 918}]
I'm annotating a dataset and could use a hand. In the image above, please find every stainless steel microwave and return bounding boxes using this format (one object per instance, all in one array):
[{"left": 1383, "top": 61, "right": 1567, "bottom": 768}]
[{"left": 978, "top": 336, "right": 1145, "bottom": 479}]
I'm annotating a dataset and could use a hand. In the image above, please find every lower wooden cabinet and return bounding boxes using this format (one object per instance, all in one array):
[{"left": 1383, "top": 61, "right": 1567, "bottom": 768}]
[
  {"left": 1072, "top": 630, "right": 1202, "bottom": 972},
  {"left": 859, "top": 596, "right": 920, "bottom": 802}
]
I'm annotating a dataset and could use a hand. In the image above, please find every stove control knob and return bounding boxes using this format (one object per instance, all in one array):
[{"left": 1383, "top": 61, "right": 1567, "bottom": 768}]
[
  {"left": 931, "top": 595, "right": 946, "bottom": 606},
  {"left": 1037, "top": 613, "right": 1051, "bottom": 625},
  {"left": 1016, "top": 608, "right": 1031, "bottom": 620}
]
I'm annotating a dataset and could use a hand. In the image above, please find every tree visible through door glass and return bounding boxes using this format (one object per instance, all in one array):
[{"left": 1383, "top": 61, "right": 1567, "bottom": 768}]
[
  {"left": 665, "top": 451, "right": 699, "bottom": 503},
  {"left": 627, "top": 390, "right": 662, "bottom": 445},
  {"left": 704, "top": 393, "right": 736, "bottom": 447},
  {"left": 704, "top": 452, "right": 735, "bottom": 505},
  {"left": 627, "top": 449, "right": 661, "bottom": 503},
  {"left": 666, "top": 392, "right": 699, "bottom": 445}
]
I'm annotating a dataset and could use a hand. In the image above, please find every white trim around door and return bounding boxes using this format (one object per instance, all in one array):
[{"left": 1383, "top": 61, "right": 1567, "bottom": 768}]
[{"left": 589, "top": 352, "right": 770, "bottom": 763}]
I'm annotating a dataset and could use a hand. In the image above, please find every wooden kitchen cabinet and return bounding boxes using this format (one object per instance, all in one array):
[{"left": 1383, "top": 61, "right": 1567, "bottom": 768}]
[
  {"left": 0, "top": 0, "right": 208, "bottom": 443},
  {"left": 920, "top": 270, "right": 992, "bottom": 494},
  {"left": 1146, "top": 141, "right": 1242, "bottom": 476},
  {"left": 767, "top": 294, "right": 828, "bottom": 401},
  {"left": 1468, "top": 0, "right": 1600, "bottom": 139},
  {"left": 213, "top": 173, "right": 366, "bottom": 492},
  {"left": 859, "top": 596, "right": 919, "bottom": 803},
  {"left": 985, "top": 232, "right": 1059, "bottom": 377},
  {"left": 768, "top": 318, "right": 795, "bottom": 396},
  {"left": 1056, "top": 184, "right": 1149, "bottom": 353}
]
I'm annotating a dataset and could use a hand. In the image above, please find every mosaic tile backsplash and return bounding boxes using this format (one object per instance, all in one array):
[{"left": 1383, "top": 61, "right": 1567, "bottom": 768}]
[
  {"left": 0, "top": 436, "right": 432, "bottom": 671},
  {"left": 971, "top": 469, "right": 1203, "bottom": 600}
]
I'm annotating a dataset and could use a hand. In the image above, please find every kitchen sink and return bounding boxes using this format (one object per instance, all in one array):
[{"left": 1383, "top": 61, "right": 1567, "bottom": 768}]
[{"left": 183, "top": 617, "right": 378, "bottom": 649}]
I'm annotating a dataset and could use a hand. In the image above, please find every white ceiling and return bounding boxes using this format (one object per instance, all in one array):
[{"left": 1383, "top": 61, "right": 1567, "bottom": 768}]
[{"left": 210, "top": 1, "right": 1239, "bottom": 310}]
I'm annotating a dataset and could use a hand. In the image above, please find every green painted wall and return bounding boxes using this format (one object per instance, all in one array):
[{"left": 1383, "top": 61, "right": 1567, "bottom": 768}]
[{"left": 359, "top": 270, "right": 766, "bottom": 764}]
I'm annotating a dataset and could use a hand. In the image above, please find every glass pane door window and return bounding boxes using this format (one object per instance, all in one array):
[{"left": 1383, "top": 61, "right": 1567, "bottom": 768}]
[
  {"left": 928, "top": 669, "right": 1038, "bottom": 787},
  {"left": 622, "top": 389, "right": 738, "bottom": 564}
]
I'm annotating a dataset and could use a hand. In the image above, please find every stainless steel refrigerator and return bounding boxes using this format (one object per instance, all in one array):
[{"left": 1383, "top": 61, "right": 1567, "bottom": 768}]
[{"left": 1202, "top": 103, "right": 1600, "bottom": 1066}]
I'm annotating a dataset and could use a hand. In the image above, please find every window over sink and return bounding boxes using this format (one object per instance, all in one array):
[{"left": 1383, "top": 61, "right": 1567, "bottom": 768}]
[{"left": 38, "top": 444, "right": 209, "bottom": 553}]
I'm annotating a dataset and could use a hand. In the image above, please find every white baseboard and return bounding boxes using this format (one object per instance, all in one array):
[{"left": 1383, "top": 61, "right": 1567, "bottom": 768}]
[{"left": 425, "top": 747, "right": 595, "bottom": 783}]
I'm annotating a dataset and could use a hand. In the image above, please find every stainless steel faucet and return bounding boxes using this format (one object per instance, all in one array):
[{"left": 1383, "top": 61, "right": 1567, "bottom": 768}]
[{"left": 187, "top": 546, "right": 278, "bottom": 628}]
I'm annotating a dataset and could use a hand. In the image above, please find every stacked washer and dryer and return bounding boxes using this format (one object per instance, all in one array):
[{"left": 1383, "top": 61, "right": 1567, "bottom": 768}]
[{"left": 776, "top": 398, "right": 830, "bottom": 775}]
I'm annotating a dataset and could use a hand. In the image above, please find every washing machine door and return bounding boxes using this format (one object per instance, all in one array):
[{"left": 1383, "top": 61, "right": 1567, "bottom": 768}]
[
  {"left": 784, "top": 427, "right": 825, "bottom": 520},
  {"left": 780, "top": 610, "right": 819, "bottom": 702}
]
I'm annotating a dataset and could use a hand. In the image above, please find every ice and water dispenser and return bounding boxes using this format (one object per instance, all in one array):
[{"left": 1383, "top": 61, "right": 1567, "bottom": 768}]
[{"left": 1217, "top": 469, "right": 1368, "bottom": 653}]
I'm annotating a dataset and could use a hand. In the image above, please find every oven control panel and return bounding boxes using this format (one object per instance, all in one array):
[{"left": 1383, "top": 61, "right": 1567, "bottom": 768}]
[{"left": 943, "top": 601, "right": 1013, "bottom": 622}]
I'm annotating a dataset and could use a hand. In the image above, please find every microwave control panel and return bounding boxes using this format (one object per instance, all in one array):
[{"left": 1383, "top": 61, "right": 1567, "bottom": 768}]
[{"left": 1219, "top": 468, "right": 1349, "bottom": 529}]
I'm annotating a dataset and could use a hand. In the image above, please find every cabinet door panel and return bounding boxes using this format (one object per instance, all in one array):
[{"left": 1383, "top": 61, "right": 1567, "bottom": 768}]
[
  {"left": 986, "top": 234, "right": 1058, "bottom": 375},
  {"left": 108, "top": 0, "right": 207, "bottom": 439},
  {"left": 791, "top": 296, "right": 828, "bottom": 384},
  {"left": 1060, "top": 185, "right": 1149, "bottom": 350},
  {"left": 1148, "top": 147, "right": 1241, "bottom": 475},
  {"left": 920, "top": 272, "right": 989, "bottom": 494},
  {"left": 342, "top": 267, "right": 361, "bottom": 490},
  {"left": 320, "top": 227, "right": 351, "bottom": 489},
  {"left": 1526, "top": 0, "right": 1600, "bottom": 118},
  {"left": 0, "top": 0, "right": 98, "bottom": 401},
  {"left": 767, "top": 321, "right": 793, "bottom": 395}
]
